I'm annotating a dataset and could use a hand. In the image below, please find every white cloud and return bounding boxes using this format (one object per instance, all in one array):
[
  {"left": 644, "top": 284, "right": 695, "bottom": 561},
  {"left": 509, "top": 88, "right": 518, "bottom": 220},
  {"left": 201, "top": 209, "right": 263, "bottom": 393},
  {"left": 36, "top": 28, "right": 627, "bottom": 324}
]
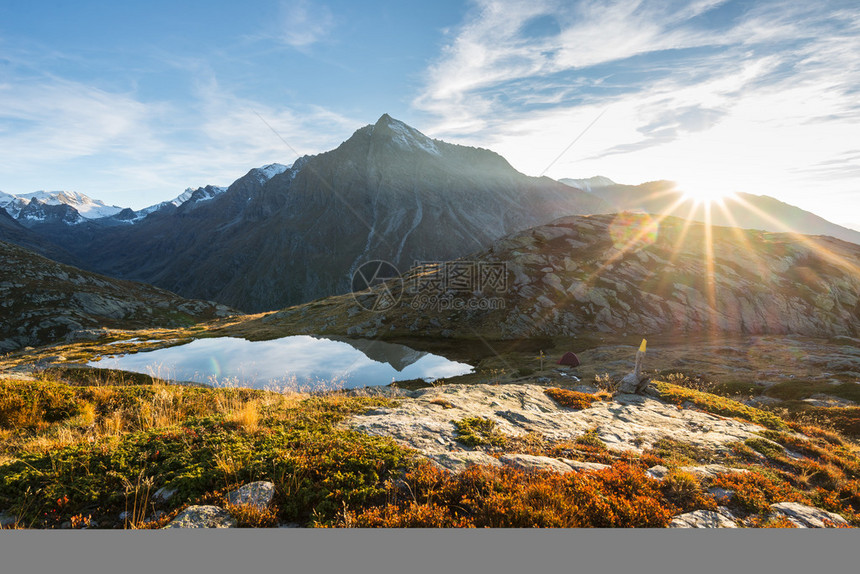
[
  {"left": 0, "top": 72, "right": 359, "bottom": 209},
  {"left": 413, "top": 0, "right": 860, "bottom": 223},
  {"left": 278, "top": 0, "right": 335, "bottom": 48}
]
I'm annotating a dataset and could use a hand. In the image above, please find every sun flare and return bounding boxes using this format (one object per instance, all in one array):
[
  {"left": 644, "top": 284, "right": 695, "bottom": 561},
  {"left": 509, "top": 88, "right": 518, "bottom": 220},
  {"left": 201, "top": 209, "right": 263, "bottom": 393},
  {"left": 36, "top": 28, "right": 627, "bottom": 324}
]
[{"left": 676, "top": 180, "right": 737, "bottom": 205}]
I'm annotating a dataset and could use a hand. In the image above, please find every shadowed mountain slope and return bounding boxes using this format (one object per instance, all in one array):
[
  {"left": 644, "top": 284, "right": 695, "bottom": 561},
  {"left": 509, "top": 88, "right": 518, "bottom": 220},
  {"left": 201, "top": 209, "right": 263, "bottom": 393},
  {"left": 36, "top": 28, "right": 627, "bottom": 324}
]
[
  {"left": 0, "top": 241, "right": 236, "bottom": 352},
  {"left": 46, "top": 115, "right": 609, "bottom": 312}
]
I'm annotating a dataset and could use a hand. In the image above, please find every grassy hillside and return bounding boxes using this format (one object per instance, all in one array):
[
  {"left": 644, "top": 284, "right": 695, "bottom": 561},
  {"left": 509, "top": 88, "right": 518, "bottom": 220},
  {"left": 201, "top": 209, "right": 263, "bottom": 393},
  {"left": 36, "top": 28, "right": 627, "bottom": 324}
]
[{"left": 1, "top": 367, "right": 858, "bottom": 529}]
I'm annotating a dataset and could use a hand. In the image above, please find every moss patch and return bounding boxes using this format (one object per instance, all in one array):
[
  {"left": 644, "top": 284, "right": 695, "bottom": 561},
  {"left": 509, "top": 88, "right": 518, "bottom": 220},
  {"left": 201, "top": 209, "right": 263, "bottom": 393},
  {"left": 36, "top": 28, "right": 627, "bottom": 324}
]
[{"left": 452, "top": 417, "right": 508, "bottom": 447}]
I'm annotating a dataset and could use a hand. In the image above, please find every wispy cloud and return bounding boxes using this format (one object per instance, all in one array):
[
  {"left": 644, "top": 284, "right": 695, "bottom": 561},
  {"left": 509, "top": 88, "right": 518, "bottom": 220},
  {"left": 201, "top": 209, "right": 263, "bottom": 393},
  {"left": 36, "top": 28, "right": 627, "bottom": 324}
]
[
  {"left": 278, "top": 0, "right": 335, "bottom": 48},
  {"left": 413, "top": 0, "right": 860, "bottom": 223},
  {"left": 0, "top": 69, "right": 358, "bottom": 207}
]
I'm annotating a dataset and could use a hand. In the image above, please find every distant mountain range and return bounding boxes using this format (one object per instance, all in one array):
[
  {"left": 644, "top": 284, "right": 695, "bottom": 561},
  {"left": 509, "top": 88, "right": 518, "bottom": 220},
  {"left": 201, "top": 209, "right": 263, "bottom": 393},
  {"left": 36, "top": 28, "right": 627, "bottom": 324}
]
[{"left": 558, "top": 177, "right": 860, "bottom": 246}]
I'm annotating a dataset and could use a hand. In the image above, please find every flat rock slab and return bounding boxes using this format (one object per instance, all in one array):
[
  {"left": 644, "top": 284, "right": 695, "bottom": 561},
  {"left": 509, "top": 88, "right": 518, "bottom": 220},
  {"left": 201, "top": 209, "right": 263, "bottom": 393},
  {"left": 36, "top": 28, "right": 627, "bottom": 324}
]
[
  {"left": 561, "top": 459, "right": 610, "bottom": 472},
  {"left": 670, "top": 508, "right": 739, "bottom": 528},
  {"left": 162, "top": 505, "right": 237, "bottom": 529},
  {"left": 228, "top": 481, "right": 275, "bottom": 510},
  {"left": 347, "top": 383, "right": 765, "bottom": 469},
  {"left": 500, "top": 454, "right": 579, "bottom": 473},
  {"left": 768, "top": 502, "right": 848, "bottom": 528}
]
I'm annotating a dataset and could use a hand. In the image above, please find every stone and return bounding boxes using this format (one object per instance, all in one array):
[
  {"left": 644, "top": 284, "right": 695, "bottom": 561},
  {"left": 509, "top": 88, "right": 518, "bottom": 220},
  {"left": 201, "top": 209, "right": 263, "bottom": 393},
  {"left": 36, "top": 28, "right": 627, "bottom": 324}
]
[
  {"left": 227, "top": 481, "right": 275, "bottom": 510},
  {"left": 346, "top": 383, "right": 765, "bottom": 467},
  {"left": 499, "top": 454, "right": 577, "bottom": 474},
  {"left": 152, "top": 486, "right": 177, "bottom": 503},
  {"left": 768, "top": 502, "right": 848, "bottom": 528},
  {"left": 162, "top": 505, "right": 237, "bottom": 529},
  {"left": 645, "top": 465, "right": 669, "bottom": 480},
  {"left": 670, "top": 507, "right": 738, "bottom": 528}
]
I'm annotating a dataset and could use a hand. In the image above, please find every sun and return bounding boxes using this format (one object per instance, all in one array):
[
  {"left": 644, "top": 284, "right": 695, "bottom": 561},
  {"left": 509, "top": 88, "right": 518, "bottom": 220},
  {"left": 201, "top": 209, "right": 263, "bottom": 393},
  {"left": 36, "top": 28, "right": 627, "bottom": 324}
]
[{"left": 676, "top": 179, "right": 737, "bottom": 205}]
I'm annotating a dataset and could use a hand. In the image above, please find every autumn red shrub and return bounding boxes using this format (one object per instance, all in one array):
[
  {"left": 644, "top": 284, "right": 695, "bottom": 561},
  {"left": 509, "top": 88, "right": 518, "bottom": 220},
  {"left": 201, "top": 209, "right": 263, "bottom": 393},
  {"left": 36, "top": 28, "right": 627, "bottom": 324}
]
[
  {"left": 347, "top": 461, "right": 677, "bottom": 528},
  {"left": 544, "top": 388, "right": 599, "bottom": 410},
  {"left": 710, "top": 471, "right": 803, "bottom": 515}
]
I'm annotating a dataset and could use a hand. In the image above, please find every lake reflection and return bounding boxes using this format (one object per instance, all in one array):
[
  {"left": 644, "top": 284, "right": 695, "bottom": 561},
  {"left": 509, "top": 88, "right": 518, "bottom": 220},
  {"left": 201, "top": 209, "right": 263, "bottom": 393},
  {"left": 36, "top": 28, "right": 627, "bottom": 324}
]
[{"left": 88, "top": 336, "right": 473, "bottom": 390}]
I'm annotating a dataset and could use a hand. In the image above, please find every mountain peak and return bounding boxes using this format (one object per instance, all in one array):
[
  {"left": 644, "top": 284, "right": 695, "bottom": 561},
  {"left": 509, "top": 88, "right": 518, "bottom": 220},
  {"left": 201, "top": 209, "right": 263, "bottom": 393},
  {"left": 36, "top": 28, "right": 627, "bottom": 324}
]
[
  {"left": 371, "top": 114, "right": 441, "bottom": 156},
  {"left": 375, "top": 113, "right": 394, "bottom": 126}
]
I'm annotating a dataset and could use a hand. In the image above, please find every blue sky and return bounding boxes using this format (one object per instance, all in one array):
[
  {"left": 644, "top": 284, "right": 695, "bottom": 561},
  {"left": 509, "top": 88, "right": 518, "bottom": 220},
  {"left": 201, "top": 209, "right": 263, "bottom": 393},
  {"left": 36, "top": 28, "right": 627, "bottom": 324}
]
[{"left": 1, "top": 0, "right": 858, "bottom": 229}]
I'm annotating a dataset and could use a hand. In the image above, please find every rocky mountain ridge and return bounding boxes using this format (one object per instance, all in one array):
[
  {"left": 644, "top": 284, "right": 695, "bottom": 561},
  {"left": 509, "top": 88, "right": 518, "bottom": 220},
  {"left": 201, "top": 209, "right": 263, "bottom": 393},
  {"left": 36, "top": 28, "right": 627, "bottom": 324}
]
[{"left": 256, "top": 212, "right": 860, "bottom": 339}]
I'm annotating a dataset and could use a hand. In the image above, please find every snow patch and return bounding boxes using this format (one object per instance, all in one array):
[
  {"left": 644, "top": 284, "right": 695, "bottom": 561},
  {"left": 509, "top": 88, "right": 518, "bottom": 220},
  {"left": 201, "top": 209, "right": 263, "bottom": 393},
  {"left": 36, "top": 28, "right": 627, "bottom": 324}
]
[
  {"left": 250, "top": 163, "right": 289, "bottom": 184},
  {"left": 258, "top": 163, "right": 288, "bottom": 180}
]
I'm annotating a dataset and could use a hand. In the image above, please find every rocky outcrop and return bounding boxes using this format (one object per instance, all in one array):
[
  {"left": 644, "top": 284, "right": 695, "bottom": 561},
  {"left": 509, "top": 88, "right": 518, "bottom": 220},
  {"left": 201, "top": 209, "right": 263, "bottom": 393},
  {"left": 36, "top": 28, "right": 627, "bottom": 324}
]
[
  {"left": 670, "top": 507, "right": 739, "bottom": 528},
  {"left": 346, "top": 383, "right": 765, "bottom": 473},
  {"left": 0, "top": 241, "right": 236, "bottom": 351},
  {"left": 0, "top": 511, "right": 15, "bottom": 528},
  {"left": 227, "top": 481, "right": 275, "bottom": 510},
  {"left": 269, "top": 213, "right": 860, "bottom": 340},
  {"left": 767, "top": 502, "right": 848, "bottom": 528},
  {"left": 161, "top": 481, "right": 276, "bottom": 529},
  {"left": 162, "top": 505, "right": 237, "bottom": 529}
]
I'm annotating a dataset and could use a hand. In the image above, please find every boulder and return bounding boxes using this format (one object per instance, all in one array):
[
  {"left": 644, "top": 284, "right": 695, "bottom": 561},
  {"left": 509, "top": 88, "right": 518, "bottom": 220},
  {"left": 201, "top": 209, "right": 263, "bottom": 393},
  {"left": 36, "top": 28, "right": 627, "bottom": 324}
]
[
  {"left": 162, "top": 505, "right": 237, "bottom": 529},
  {"left": 227, "top": 481, "right": 275, "bottom": 510},
  {"left": 645, "top": 465, "right": 669, "bottom": 480},
  {"left": 768, "top": 502, "right": 848, "bottom": 528},
  {"left": 499, "top": 453, "right": 577, "bottom": 473},
  {"left": 152, "top": 486, "right": 177, "bottom": 503},
  {"left": 670, "top": 507, "right": 738, "bottom": 528}
]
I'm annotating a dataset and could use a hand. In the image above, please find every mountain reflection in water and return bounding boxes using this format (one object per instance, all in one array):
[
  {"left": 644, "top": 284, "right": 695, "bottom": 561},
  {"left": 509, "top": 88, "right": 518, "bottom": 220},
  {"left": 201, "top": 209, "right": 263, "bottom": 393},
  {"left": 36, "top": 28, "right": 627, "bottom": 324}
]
[{"left": 88, "top": 335, "right": 472, "bottom": 390}]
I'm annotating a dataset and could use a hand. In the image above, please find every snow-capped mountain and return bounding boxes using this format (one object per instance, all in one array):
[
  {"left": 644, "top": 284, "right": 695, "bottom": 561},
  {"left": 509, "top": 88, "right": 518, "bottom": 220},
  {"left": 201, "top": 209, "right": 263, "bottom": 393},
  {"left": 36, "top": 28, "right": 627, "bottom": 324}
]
[
  {"left": 4, "top": 191, "right": 123, "bottom": 220},
  {"left": 128, "top": 184, "right": 229, "bottom": 222},
  {"left": 1, "top": 163, "right": 291, "bottom": 228},
  {"left": 124, "top": 164, "right": 286, "bottom": 222},
  {"left": 0, "top": 190, "right": 124, "bottom": 227}
]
